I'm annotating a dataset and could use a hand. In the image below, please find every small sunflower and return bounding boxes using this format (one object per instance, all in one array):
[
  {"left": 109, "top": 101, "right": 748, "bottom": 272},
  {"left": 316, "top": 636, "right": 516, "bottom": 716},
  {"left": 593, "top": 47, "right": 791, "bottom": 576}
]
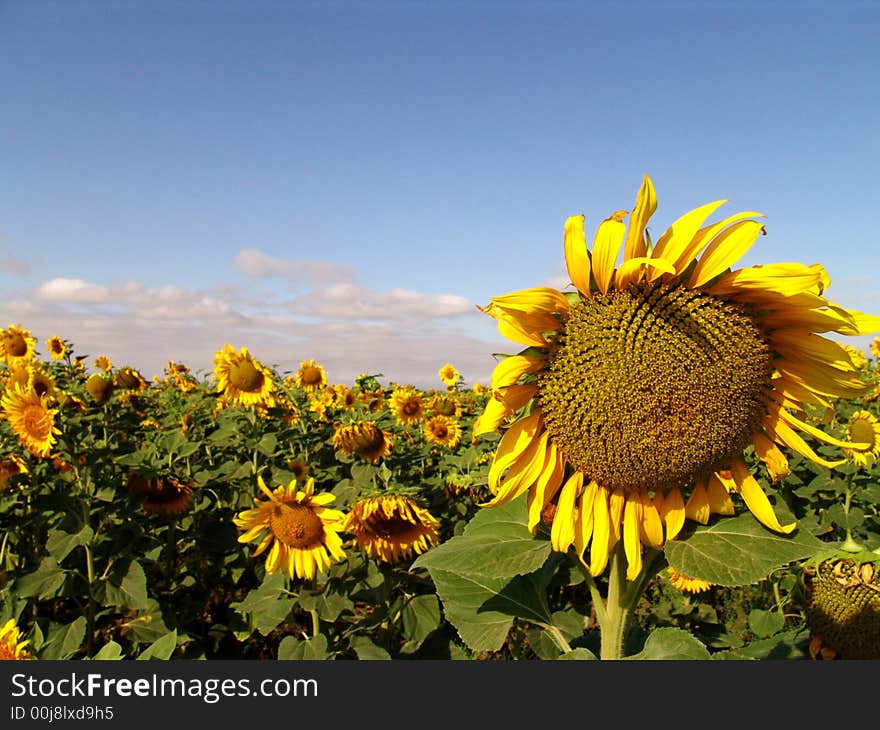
[
  {"left": 295, "top": 359, "right": 328, "bottom": 392},
  {"left": 438, "top": 363, "right": 460, "bottom": 387},
  {"left": 1, "top": 386, "right": 60, "bottom": 458},
  {"left": 871, "top": 336, "right": 880, "bottom": 361},
  {"left": 94, "top": 355, "right": 113, "bottom": 372},
  {"left": 424, "top": 414, "right": 462, "bottom": 449},
  {"left": 844, "top": 410, "right": 880, "bottom": 467},
  {"left": 430, "top": 393, "right": 462, "bottom": 419},
  {"left": 45, "top": 335, "right": 67, "bottom": 361},
  {"left": 1, "top": 325, "right": 37, "bottom": 367},
  {"left": 0, "top": 618, "right": 31, "bottom": 660},
  {"left": 0, "top": 455, "right": 28, "bottom": 491},
  {"left": 85, "top": 373, "right": 115, "bottom": 404},
  {"left": 666, "top": 567, "right": 712, "bottom": 594},
  {"left": 475, "top": 174, "right": 880, "bottom": 581},
  {"left": 212, "top": 344, "right": 276, "bottom": 409},
  {"left": 332, "top": 421, "right": 392, "bottom": 463},
  {"left": 473, "top": 382, "right": 486, "bottom": 396},
  {"left": 844, "top": 345, "right": 867, "bottom": 370},
  {"left": 344, "top": 493, "right": 440, "bottom": 563},
  {"left": 389, "top": 386, "right": 427, "bottom": 426},
  {"left": 29, "top": 367, "right": 57, "bottom": 401},
  {"left": 233, "top": 476, "right": 347, "bottom": 580}
]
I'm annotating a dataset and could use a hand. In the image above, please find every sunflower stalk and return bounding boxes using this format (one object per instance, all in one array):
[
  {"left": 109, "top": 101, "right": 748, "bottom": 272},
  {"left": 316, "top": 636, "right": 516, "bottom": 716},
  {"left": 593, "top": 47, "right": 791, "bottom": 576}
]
[{"left": 841, "top": 471, "right": 866, "bottom": 553}]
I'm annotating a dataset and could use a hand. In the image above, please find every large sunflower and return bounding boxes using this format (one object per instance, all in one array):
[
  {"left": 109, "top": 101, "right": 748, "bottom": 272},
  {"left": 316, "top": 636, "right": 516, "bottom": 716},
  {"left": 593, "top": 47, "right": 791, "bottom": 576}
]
[
  {"left": 389, "top": 386, "right": 427, "bottom": 426},
  {"left": 295, "top": 359, "right": 328, "bottom": 392},
  {"left": 475, "top": 175, "right": 880, "bottom": 581},
  {"left": 344, "top": 493, "right": 440, "bottom": 563},
  {"left": 234, "top": 476, "right": 347, "bottom": 580},
  {"left": 212, "top": 344, "right": 276, "bottom": 409},
  {"left": 1, "top": 386, "right": 61, "bottom": 458}
]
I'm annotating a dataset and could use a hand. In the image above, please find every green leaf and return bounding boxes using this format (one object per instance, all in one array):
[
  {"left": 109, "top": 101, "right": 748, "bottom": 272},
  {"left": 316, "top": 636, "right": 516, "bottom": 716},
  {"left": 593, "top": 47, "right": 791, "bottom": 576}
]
[
  {"left": 137, "top": 630, "right": 179, "bottom": 660},
  {"left": 297, "top": 586, "right": 354, "bottom": 622},
  {"left": 558, "top": 647, "right": 598, "bottom": 660},
  {"left": 399, "top": 594, "right": 442, "bottom": 653},
  {"left": 46, "top": 525, "right": 94, "bottom": 563},
  {"left": 256, "top": 433, "right": 278, "bottom": 456},
  {"left": 41, "top": 617, "right": 87, "bottom": 660},
  {"left": 90, "top": 641, "right": 124, "bottom": 660},
  {"left": 413, "top": 496, "right": 551, "bottom": 580},
  {"left": 230, "top": 572, "right": 293, "bottom": 635},
  {"left": 277, "top": 633, "right": 329, "bottom": 660},
  {"left": 626, "top": 627, "right": 712, "bottom": 660},
  {"left": 14, "top": 557, "right": 66, "bottom": 600},
  {"left": 104, "top": 560, "right": 150, "bottom": 610},
  {"left": 664, "top": 513, "right": 826, "bottom": 586},
  {"left": 748, "top": 608, "right": 785, "bottom": 638},
  {"left": 349, "top": 635, "right": 391, "bottom": 660},
  {"left": 122, "top": 600, "right": 172, "bottom": 645}
]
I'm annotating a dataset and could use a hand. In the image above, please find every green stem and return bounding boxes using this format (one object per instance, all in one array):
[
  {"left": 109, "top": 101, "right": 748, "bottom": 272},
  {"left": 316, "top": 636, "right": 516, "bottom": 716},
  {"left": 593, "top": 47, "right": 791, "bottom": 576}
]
[
  {"left": 84, "top": 544, "right": 95, "bottom": 656},
  {"left": 841, "top": 472, "right": 866, "bottom": 552}
]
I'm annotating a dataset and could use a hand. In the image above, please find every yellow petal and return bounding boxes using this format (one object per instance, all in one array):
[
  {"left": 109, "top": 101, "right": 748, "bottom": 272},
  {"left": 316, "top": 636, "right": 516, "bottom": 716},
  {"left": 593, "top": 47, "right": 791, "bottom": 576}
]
[
  {"left": 493, "top": 383, "right": 537, "bottom": 412},
  {"left": 495, "top": 316, "right": 548, "bottom": 348},
  {"left": 660, "top": 488, "right": 686, "bottom": 540},
  {"left": 473, "top": 397, "right": 512, "bottom": 437},
  {"left": 550, "top": 472, "right": 581, "bottom": 552},
  {"left": 772, "top": 330, "right": 857, "bottom": 373},
  {"left": 639, "top": 492, "right": 665, "bottom": 549},
  {"left": 751, "top": 431, "right": 791, "bottom": 482},
  {"left": 589, "top": 486, "right": 612, "bottom": 576},
  {"left": 573, "top": 478, "right": 597, "bottom": 561},
  {"left": 484, "top": 430, "right": 549, "bottom": 507},
  {"left": 623, "top": 174, "right": 657, "bottom": 261},
  {"left": 623, "top": 498, "right": 643, "bottom": 580},
  {"left": 688, "top": 220, "right": 766, "bottom": 289},
  {"left": 763, "top": 409, "right": 846, "bottom": 469},
  {"left": 491, "top": 355, "right": 545, "bottom": 390},
  {"left": 729, "top": 459, "right": 796, "bottom": 534},
  {"left": 708, "top": 263, "right": 824, "bottom": 298},
  {"left": 609, "top": 487, "right": 626, "bottom": 541},
  {"left": 592, "top": 213, "right": 627, "bottom": 295},
  {"left": 487, "top": 411, "right": 542, "bottom": 492},
  {"left": 685, "top": 481, "right": 711, "bottom": 524},
  {"left": 706, "top": 474, "right": 735, "bottom": 515},
  {"left": 527, "top": 442, "right": 565, "bottom": 533},
  {"left": 564, "top": 214, "right": 592, "bottom": 296},
  {"left": 613, "top": 256, "right": 676, "bottom": 290},
  {"left": 649, "top": 198, "right": 728, "bottom": 279},
  {"left": 777, "top": 404, "right": 871, "bottom": 450}
]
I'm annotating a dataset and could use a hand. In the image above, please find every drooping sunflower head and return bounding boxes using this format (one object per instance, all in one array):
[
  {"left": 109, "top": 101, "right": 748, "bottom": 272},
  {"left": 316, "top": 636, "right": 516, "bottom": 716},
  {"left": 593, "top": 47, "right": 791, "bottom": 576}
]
[
  {"left": 1, "top": 325, "right": 37, "bottom": 367},
  {"left": 287, "top": 458, "right": 310, "bottom": 481},
  {"left": 212, "top": 344, "right": 276, "bottom": 409},
  {"left": 843, "top": 410, "right": 880, "bottom": 468},
  {"left": 332, "top": 421, "right": 392, "bottom": 464},
  {"left": 429, "top": 393, "right": 462, "bottom": 419},
  {"left": 113, "top": 366, "right": 148, "bottom": 392},
  {"left": 141, "top": 477, "right": 195, "bottom": 516},
  {"left": 0, "top": 618, "right": 31, "bottom": 660},
  {"left": 85, "top": 373, "right": 115, "bottom": 404},
  {"left": 389, "top": 386, "right": 427, "bottom": 426},
  {"left": 475, "top": 174, "right": 880, "bottom": 581},
  {"left": 295, "top": 359, "right": 328, "bottom": 392},
  {"left": 1, "top": 386, "right": 60, "bottom": 458},
  {"left": 344, "top": 493, "right": 440, "bottom": 563},
  {"left": 233, "top": 476, "right": 347, "bottom": 580},
  {"left": 45, "top": 335, "right": 67, "bottom": 360},
  {"left": 438, "top": 363, "right": 460, "bottom": 388},
  {"left": 424, "top": 414, "right": 462, "bottom": 449},
  {"left": 803, "top": 559, "right": 880, "bottom": 660}
]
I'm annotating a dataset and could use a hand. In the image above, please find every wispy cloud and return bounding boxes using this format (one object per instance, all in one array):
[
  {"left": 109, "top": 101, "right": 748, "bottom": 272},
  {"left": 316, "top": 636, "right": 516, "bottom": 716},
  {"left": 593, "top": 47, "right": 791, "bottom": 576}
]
[
  {"left": 4, "top": 249, "right": 506, "bottom": 388},
  {"left": 0, "top": 253, "right": 31, "bottom": 275}
]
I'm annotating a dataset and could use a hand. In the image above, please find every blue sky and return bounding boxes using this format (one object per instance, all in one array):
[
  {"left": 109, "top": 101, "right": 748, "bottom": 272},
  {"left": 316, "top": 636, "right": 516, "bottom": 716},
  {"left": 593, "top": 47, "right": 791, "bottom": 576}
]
[{"left": 1, "top": 0, "right": 878, "bottom": 387}]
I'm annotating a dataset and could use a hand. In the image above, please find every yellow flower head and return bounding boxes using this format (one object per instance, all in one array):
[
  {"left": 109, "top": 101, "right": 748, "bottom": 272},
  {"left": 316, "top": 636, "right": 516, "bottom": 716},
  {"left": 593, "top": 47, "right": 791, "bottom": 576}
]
[
  {"left": 45, "top": 335, "right": 67, "bottom": 360},
  {"left": 1, "top": 325, "right": 37, "bottom": 367},
  {"left": 475, "top": 174, "right": 880, "bottom": 580},
  {"left": 844, "top": 345, "right": 867, "bottom": 370},
  {"left": 0, "top": 618, "right": 31, "bottom": 660},
  {"left": 332, "top": 421, "right": 392, "bottom": 464},
  {"left": 1, "top": 386, "right": 61, "bottom": 458},
  {"left": 424, "top": 414, "right": 462, "bottom": 449},
  {"left": 438, "top": 363, "right": 460, "bottom": 387},
  {"left": 94, "top": 355, "right": 113, "bottom": 373},
  {"left": 344, "top": 494, "right": 440, "bottom": 563},
  {"left": 233, "top": 476, "right": 347, "bottom": 580},
  {"left": 389, "top": 386, "right": 427, "bottom": 426},
  {"left": 212, "top": 344, "right": 276, "bottom": 409},
  {"left": 295, "top": 359, "right": 328, "bottom": 392},
  {"left": 666, "top": 567, "right": 712, "bottom": 594},
  {"left": 0, "top": 455, "right": 28, "bottom": 491},
  {"left": 844, "top": 410, "right": 880, "bottom": 468}
]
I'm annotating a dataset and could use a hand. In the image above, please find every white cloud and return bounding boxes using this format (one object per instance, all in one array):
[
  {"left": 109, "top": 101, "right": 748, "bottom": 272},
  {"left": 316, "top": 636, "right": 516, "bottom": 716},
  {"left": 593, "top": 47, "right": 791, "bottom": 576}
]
[
  {"left": 234, "top": 248, "right": 355, "bottom": 283},
  {"left": 35, "top": 278, "right": 110, "bottom": 303}
]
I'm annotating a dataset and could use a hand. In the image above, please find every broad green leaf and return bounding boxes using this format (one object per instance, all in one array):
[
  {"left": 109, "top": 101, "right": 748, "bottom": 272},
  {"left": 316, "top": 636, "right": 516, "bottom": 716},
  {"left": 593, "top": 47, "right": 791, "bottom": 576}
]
[
  {"left": 104, "top": 560, "right": 150, "bottom": 610},
  {"left": 425, "top": 568, "right": 554, "bottom": 653},
  {"left": 413, "top": 496, "right": 550, "bottom": 580},
  {"left": 46, "top": 525, "right": 94, "bottom": 563},
  {"left": 349, "top": 635, "right": 391, "bottom": 660},
  {"left": 90, "top": 641, "right": 124, "bottom": 660},
  {"left": 558, "top": 647, "right": 598, "bottom": 660},
  {"left": 748, "top": 608, "right": 785, "bottom": 638},
  {"left": 230, "top": 572, "right": 293, "bottom": 635},
  {"left": 664, "top": 513, "right": 825, "bottom": 586},
  {"left": 256, "top": 433, "right": 278, "bottom": 456},
  {"left": 121, "top": 599, "right": 172, "bottom": 645},
  {"left": 137, "top": 630, "right": 179, "bottom": 660},
  {"left": 297, "top": 587, "right": 354, "bottom": 622},
  {"left": 399, "top": 594, "right": 441, "bottom": 653},
  {"left": 41, "top": 617, "right": 87, "bottom": 660},
  {"left": 14, "top": 557, "right": 66, "bottom": 600},
  {"left": 713, "top": 628, "right": 810, "bottom": 660},
  {"left": 277, "top": 633, "right": 329, "bottom": 660},
  {"left": 626, "top": 627, "right": 712, "bottom": 660}
]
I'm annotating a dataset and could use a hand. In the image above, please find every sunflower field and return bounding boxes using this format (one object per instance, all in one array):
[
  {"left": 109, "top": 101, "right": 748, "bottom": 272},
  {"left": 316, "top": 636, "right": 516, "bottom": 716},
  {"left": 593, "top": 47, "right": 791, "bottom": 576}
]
[{"left": 2, "top": 179, "right": 880, "bottom": 662}]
